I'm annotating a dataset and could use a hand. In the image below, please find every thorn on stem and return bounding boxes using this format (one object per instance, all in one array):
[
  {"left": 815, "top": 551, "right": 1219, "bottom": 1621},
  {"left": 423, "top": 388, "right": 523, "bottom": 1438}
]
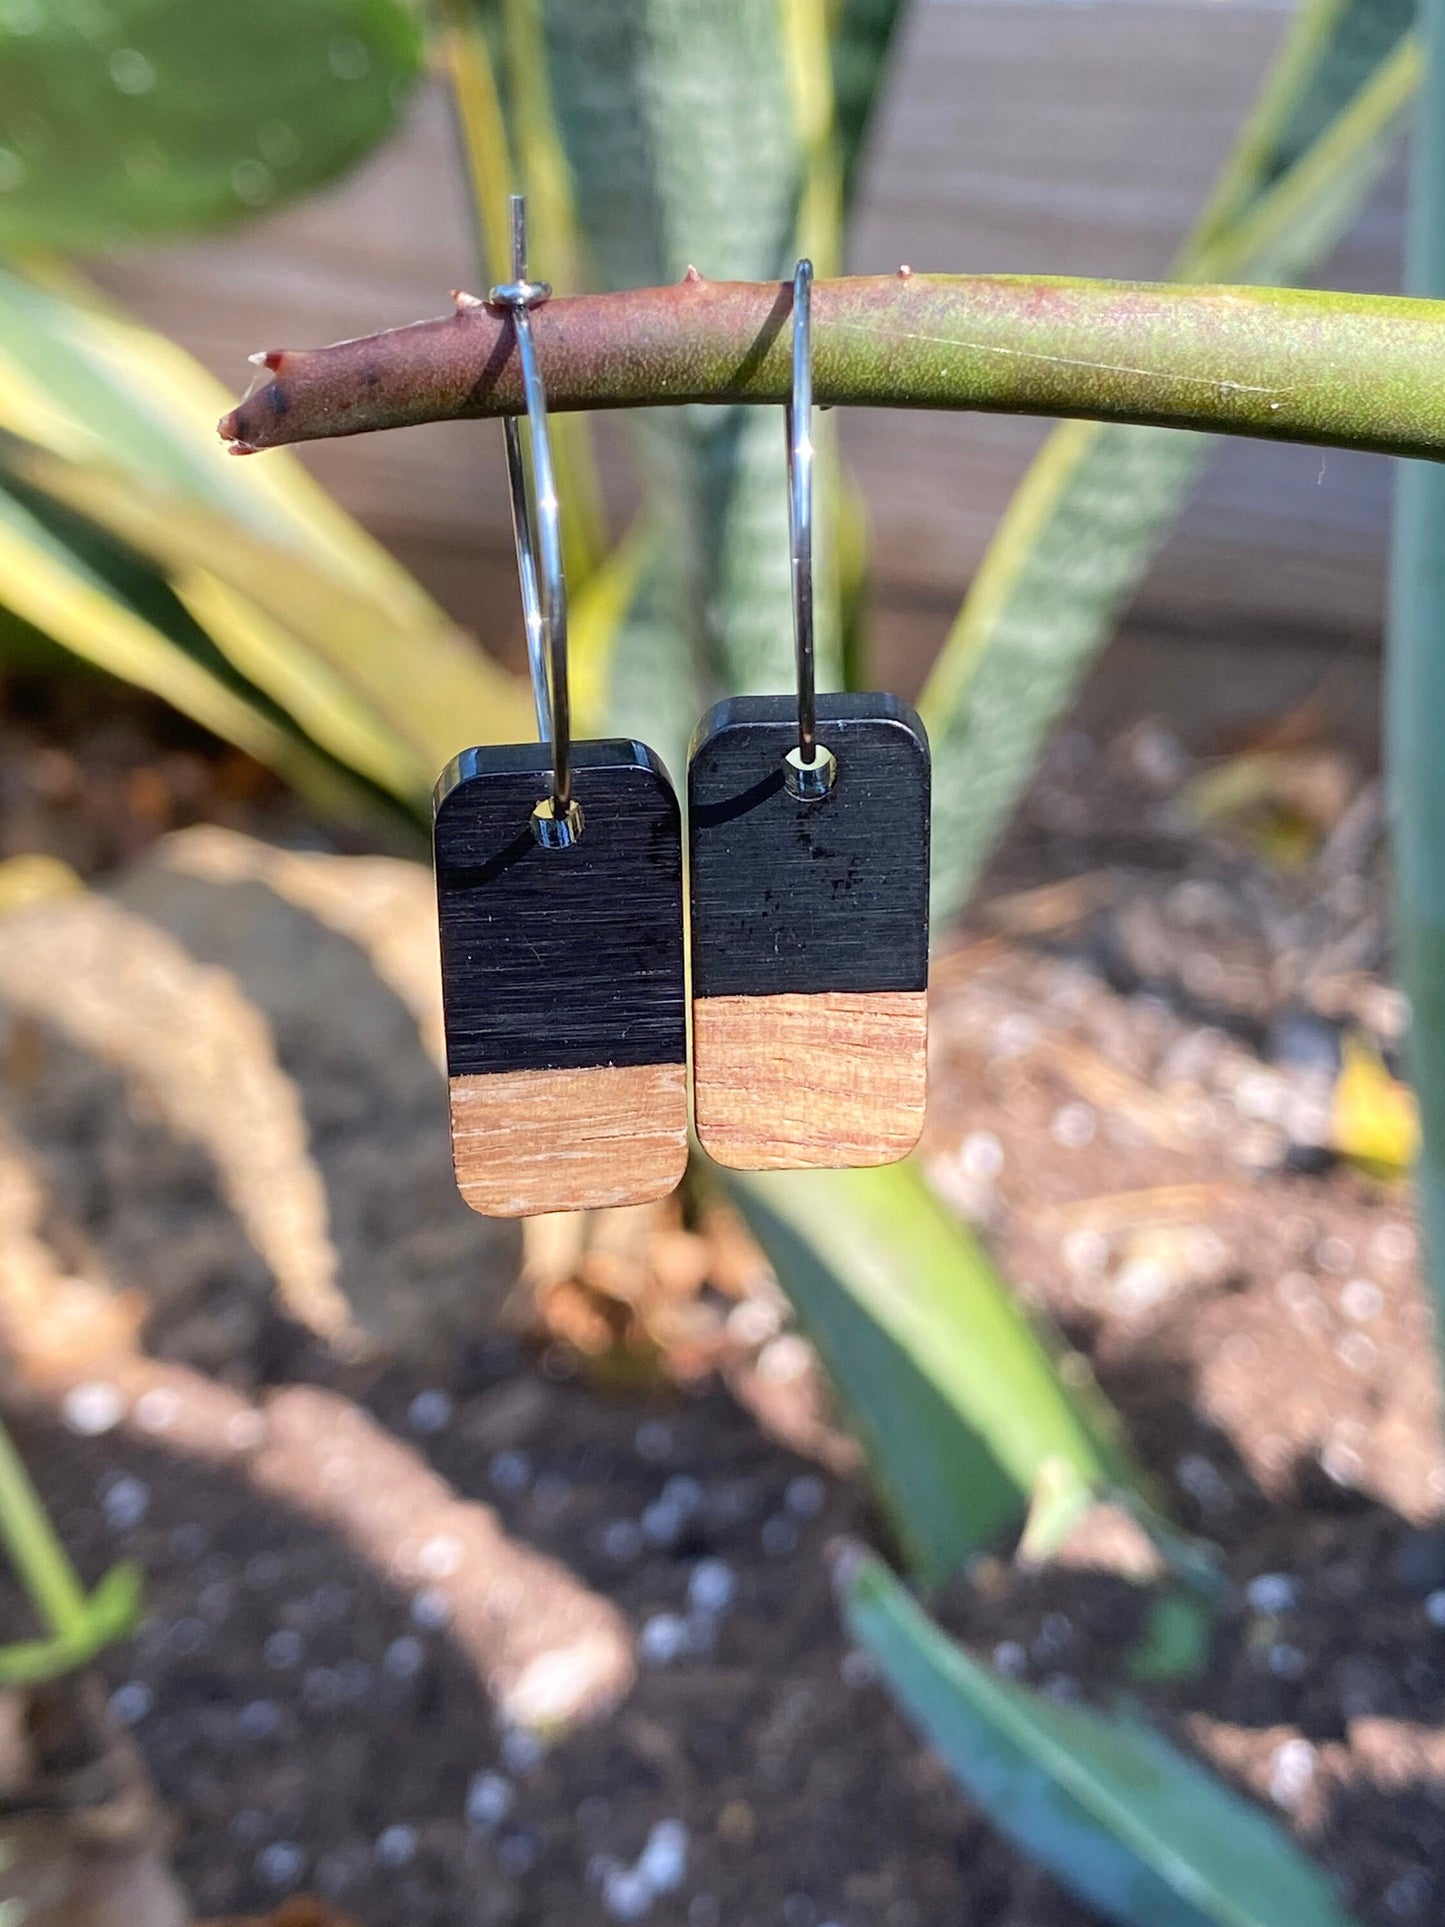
[
  {"left": 452, "top": 289, "right": 485, "bottom": 310},
  {"left": 682, "top": 265, "right": 704, "bottom": 284}
]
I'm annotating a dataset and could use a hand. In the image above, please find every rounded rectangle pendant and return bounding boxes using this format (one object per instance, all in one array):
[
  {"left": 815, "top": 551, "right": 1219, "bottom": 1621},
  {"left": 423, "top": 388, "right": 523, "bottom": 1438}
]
[
  {"left": 435, "top": 740, "right": 688, "bottom": 1216},
  {"left": 688, "top": 693, "right": 931, "bottom": 1171}
]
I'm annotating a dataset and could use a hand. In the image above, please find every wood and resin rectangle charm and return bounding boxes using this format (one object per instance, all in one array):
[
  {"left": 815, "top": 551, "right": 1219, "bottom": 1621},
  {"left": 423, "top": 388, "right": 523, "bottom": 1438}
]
[
  {"left": 434, "top": 742, "right": 688, "bottom": 1217},
  {"left": 689, "top": 693, "right": 930, "bottom": 1171}
]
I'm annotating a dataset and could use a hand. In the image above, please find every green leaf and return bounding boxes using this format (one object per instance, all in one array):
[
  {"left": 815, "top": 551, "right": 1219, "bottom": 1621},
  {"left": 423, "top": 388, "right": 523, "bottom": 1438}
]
[
  {"left": 0, "top": 265, "right": 531, "bottom": 803},
  {"left": 727, "top": 1163, "right": 1136, "bottom": 1583},
  {"left": 829, "top": 0, "right": 911, "bottom": 196},
  {"left": 0, "top": 470, "right": 358, "bottom": 803},
  {"left": 922, "top": 0, "right": 1418, "bottom": 923},
  {"left": 1129, "top": 1590, "right": 1215, "bottom": 1685},
  {"left": 843, "top": 1554, "right": 1359, "bottom": 1927},
  {"left": 542, "top": 0, "right": 839, "bottom": 753},
  {"left": 0, "top": 1561, "right": 143, "bottom": 1686},
  {"left": 0, "top": 0, "right": 424, "bottom": 252},
  {"left": 1389, "top": 0, "right": 1445, "bottom": 1372}
]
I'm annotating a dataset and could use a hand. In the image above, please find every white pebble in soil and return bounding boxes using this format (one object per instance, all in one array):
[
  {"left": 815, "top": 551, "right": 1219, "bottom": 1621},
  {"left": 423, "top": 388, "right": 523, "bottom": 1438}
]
[
  {"left": 1051, "top": 1102, "right": 1096, "bottom": 1149},
  {"left": 785, "top": 1474, "right": 826, "bottom": 1519},
  {"left": 1267, "top": 1642, "right": 1307, "bottom": 1681},
  {"left": 604, "top": 1866, "right": 655, "bottom": 1921},
  {"left": 417, "top": 1532, "right": 464, "bottom": 1579},
  {"left": 727, "top": 1298, "right": 782, "bottom": 1345},
  {"left": 134, "top": 1386, "right": 181, "bottom": 1433},
  {"left": 641, "top": 1498, "right": 686, "bottom": 1548},
  {"left": 957, "top": 1130, "right": 1005, "bottom": 1182},
  {"left": 1339, "top": 1277, "right": 1384, "bottom": 1322},
  {"left": 500, "top": 1727, "right": 543, "bottom": 1775},
  {"left": 383, "top": 1635, "right": 425, "bottom": 1680},
  {"left": 1175, "top": 1454, "right": 1233, "bottom": 1512},
  {"left": 255, "top": 1842, "right": 306, "bottom": 1891},
  {"left": 1062, "top": 1228, "right": 1110, "bottom": 1282},
  {"left": 761, "top": 1514, "right": 799, "bottom": 1557},
  {"left": 638, "top": 1613, "right": 689, "bottom": 1667},
  {"left": 408, "top": 1388, "right": 453, "bottom": 1434},
  {"left": 411, "top": 1587, "right": 452, "bottom": 1631},
  {"left": 63, "top": 1381, "right": 123, "bottom": 1437},
  {"left": 1371, "top": 1222, "right": 1416, "bottom": 1268},
  {"left": 264, "top": 1629, "right": 303, "bottom": 1671},
  {"left": 168, "top": 1616, "right": 207, "bottom": 1656},
  {"left": 109, "top": 1681, "right": 153, "bottom": 1726},
  {"left": 497, "top": 1833, "right": 540, "bottom": 1876},
  {"left": 237, "top": 1699, "right": 280, "bottom": 1740},
  {"left": 637, "top": 1820, "right": 688, "bottom": 1895},
  {"left": 1268, "top": 1737, "right": 1316, "bottom": 1809},
  {"left": 1316, "top": 1235, "right": 1354, "bottom": 1275},
  {"left": 489, "top": 1450, "right": 532, "bottom": 1495},
  {"left": 1336, "top": 1332, "right": 1377, "bottom": 1373},
  {"left": 374, "top": 1824, "right": 417, "bottom": 1869},
  {"left": 466, "top": 1771, "right": 514, "bottom": 1829},
  {"left": 1246, "top": 1573, "right": 1299, "bottom": 1616},
  {"left": 602, "top": 1519, "right": 644, "bottom": 1562},
  {"left": 100, "top": 1474, "right": 149, "bottom": 1532},
  {"left": 302, "top": 1668, "right": 343, "bottom": 1711},
  {"left": 687, "top": 1559, "right": 736, "bottom": 1616}
]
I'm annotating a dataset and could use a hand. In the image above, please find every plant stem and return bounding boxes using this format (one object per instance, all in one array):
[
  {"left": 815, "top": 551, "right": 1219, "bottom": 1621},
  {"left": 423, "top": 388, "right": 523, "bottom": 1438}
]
[
  {"left": 222, "top": 273, "right": 1445, "bottom": 463},
  {"left": 0, "top": 1416, "right": 88, "bottom": 1640}
]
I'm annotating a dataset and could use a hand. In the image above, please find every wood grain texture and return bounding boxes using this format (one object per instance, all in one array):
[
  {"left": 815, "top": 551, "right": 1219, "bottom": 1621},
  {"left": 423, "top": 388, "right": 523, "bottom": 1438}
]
[
  {"left": 692, "top": 991, "right": 928, "bottom": 1170},
  {"left": 450, "top": 1063, "right": 688, "bottom": 1216}
]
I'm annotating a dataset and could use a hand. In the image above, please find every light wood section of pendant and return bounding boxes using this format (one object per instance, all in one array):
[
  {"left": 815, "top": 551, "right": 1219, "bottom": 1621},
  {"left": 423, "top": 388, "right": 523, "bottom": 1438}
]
[
  {"left": 692, "top": 990, "right": 928, "bottom": 1170},
  {"left": 449, "top": 1062, "right": 689, "bottom": 1217}
]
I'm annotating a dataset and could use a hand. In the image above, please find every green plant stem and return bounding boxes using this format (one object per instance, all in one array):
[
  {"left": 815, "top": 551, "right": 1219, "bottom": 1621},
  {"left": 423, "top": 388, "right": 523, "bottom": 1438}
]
[
  {"left": 0, "top": 1417, "right": 88, "bottom": 1640},
  {"left": 223, "top": 273, "right": 1445, "bottom": 462},
  {"left": 1389, "top": 1, "right": 1445, "bottom": 1363}
]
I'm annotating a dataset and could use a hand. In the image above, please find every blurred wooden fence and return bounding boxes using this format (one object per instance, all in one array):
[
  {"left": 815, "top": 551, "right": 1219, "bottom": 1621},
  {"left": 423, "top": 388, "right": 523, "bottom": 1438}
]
[{"left": 98, "top": 0, "right": 1404, "bottom": 743}]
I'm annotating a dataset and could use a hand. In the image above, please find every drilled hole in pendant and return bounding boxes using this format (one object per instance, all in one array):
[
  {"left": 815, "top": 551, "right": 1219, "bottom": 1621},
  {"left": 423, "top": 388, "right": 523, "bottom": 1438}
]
[
  {"left": 783, "top": 743, "right": 837, "bottom": 800},
  {"left": 531, "top": 797, "right": 585, "bottom": 848}
]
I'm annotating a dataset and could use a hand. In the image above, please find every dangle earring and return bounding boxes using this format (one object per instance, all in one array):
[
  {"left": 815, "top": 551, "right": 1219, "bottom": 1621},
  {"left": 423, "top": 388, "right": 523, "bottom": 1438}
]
[
  {"left": 688, "top": 261, "right": 931, "bottom": 1170},
  {"left": 434, "top": 198, "right": 689, "bottom": 1217}
]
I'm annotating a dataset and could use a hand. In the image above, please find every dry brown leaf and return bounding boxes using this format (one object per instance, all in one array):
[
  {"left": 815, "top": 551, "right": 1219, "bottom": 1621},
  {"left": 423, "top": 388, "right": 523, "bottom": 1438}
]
[{"left": 1331, "top": 1032, "right": 1419, "bottom": 1175}]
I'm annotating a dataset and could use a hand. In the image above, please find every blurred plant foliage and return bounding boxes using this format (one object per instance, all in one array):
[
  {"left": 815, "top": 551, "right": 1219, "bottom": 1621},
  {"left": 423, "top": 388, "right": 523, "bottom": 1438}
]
[
  {"left": 0, "top": 0, "right": 425, "bottom": 252},
  {"left": 0, "top": 0, "right": 1413, "bottom": 1917}
]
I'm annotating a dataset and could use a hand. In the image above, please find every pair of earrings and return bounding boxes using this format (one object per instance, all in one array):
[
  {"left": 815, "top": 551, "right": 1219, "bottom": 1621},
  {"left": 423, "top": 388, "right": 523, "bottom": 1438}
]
[{"left": 434, "top": 204, "right": 930, "bottom": 1218}]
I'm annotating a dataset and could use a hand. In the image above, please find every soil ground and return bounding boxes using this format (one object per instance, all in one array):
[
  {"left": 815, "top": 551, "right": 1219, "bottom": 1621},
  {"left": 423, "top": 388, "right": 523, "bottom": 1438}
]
[{"left": 0, "top": 668, "right": 1442, "bottom": 1927}]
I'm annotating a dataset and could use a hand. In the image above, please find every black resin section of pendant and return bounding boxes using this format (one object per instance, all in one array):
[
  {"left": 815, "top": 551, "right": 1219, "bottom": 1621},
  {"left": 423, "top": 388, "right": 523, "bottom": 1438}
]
[
  {"left": 688, "top": 693, "right": 931, "bottom": 1001},
  {"left": 434, "top": 740, "right": 687, "bottom": 1077}
]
